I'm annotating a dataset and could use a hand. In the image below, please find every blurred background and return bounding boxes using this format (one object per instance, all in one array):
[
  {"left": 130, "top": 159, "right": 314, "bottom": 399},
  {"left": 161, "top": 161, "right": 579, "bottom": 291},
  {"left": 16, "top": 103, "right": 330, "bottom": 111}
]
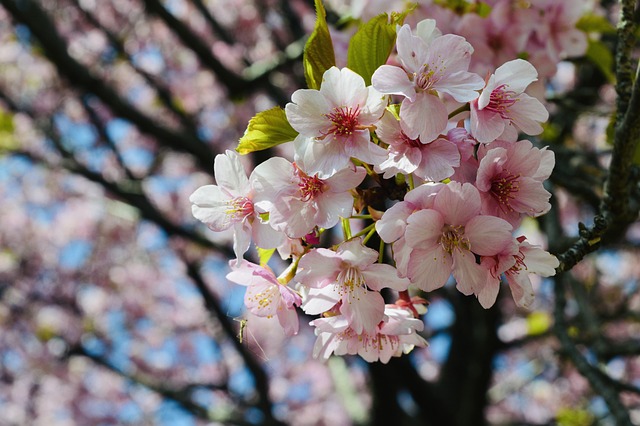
[{"left": 1, "top": 0, "right": 639, "bottom": 425}]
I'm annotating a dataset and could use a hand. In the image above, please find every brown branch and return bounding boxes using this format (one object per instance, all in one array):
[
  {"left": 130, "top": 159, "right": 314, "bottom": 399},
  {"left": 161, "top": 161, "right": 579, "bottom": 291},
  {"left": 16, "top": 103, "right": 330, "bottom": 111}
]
[
  {"left": 72, "top": 0, "right": 202, "bottom": 135},
  {"left": 0, "top": 0, "right": 215, "bottom": 172},
  {"left": 142, "top": 0, "right": 289, "bottom": 105}
]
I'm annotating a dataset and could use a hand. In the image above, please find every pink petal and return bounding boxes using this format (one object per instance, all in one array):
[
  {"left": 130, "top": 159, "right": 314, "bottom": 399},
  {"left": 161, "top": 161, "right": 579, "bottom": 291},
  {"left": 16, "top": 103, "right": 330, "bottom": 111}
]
[
  {"left": 295, "top": 249, "right": 342, "bottom": 287},
  {"left": 361, "top": 264, "right": 410, "bottom": 292},
  {"left": 465, "top": 215, "right": 513, "bottom": 256},
  {"left": 451, "top": 250, "right": 488, "bottom": 296},
  {"left": 405, "top": 209, "right": 445, "bottom": 249},
  {"left": 371, "top": 65, "right": 417, "bottom": 100},
  {"left": 400, "top": 94, "right": 447, "bottom": 142},
  {"left": 434, "top": 182, "right": 481, "bottom": 226},
  {"left": 286, "top": 90, "right": 331, "bottom": 136},
  {"left": 301, "top": 286, "right": 341, "bottom": 315},
  {"left": 340, "top": 287, "right": 385, "bottom": 334},
  {"left": 407, "top": 246, "right": 452, "bottom": 292},
  {"left": 214, "top": 150, "right": 250, "bottom": 195}
]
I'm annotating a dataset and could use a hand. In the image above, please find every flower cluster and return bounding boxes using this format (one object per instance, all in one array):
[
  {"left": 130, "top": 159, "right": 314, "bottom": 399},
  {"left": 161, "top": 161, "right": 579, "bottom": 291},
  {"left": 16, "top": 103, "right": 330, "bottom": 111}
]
[{"left": 190, "top": 17, "right": 559, "bottom": 363}]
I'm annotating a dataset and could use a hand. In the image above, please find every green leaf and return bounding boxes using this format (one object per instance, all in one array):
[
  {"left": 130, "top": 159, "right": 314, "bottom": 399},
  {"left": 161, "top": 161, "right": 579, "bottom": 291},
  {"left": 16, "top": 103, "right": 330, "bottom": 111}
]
[
  {"left": 576, "top": 13, "right": 616, "bottom": 34},
  {"left": 236, "top": 107, "right": 298, "bottom": 155},
  {"left": 303, "top": 0, "right": 336, "bottom": 90},
  {"left": 347, "top": 12, "right": 406, "bottom": 86},
  {"left": 585, "top": 39, "right": 615, "bottom": 84},
  {"left": 257, "top": 247, "right": 276, "bottom": 267}
]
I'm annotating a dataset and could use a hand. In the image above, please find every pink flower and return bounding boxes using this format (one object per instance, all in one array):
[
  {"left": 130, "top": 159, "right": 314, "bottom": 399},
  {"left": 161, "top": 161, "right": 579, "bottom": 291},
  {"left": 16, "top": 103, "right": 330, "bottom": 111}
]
[
  {"left": 285, "top": 66, "right": 388, "bottom": 177},
  {"left": 530, "top": 0, "right": 588, "bottom": 63},
  {"left": 226, "top": 260, "right": 302, "bottom": 336},
  {"left": 310, "top": 305, "right": 427, "bottom": 363},
  {"left": 372, "top": 19, "right": 484, "bottom": 142},
  {"left": 295, "top": 238, "right": 410, "bottom": 334},
  {"left": 375, "top": 183, "right": 444, "bottom": 277},
  {"left": 189, "top": 150, "right": 283, "bottom": 263},
  {"left": 403, "top": 182, "right": 515, "bottom": 296},
  {"left": 455, "top": 1, "right": 537, "bottom": 76},
  {"left": 470, "top": 59, "right": 549, "bottom": 143},
  {"left": 252, "top": 157, "right": 366, "bottom": 238},
  {"left": 475, "top": 139, "right": 554, "bottom": 227},
  {"left": 447, "top": 127, "right": 480, "bottom": 184},
  {"left": 479, "top": 236, "right": 559, "bottom": 308},
  {"left": 374, "top": 111, "right": 460, "bottom": 182}
]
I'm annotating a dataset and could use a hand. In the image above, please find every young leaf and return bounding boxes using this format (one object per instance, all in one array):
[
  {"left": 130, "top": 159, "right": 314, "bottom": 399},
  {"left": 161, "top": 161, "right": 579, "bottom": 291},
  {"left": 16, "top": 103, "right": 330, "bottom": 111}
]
[
  {"left": 303, "top": 0, "right": 336, "bottom": 90},
  {"left": 257, "top": 247, "right": 276, "bottom": 267},
  {"left": 236, "top": 107, "right": 298, "bottom": 155},
  {"left": 347, "top": 10, "right": 413, "bottom": 85},
  {"left": 576, "top": 13, "right": 616, "bottom": 34}
]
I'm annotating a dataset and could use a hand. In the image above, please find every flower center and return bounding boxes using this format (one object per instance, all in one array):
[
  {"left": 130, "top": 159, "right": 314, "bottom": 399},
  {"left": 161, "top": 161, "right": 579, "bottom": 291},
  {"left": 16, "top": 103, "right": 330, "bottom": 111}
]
[
  {"left": 246, "top": 285, "right": 278, "bottom": 318},
  {"left": 414, "top": 61, "right": 443, "bottom": 92},
  {"left": 484, "top": 84, "right": 518, "bottom": 119},
  {"left": 226, "top": 196, "right": 254, "bottom": 222},
  {"left": 336, "top": 266, "right": 366, "bottom": 296},
  {"left": 490, "top": 171, "right": 521, "bottom": 212},
  {"left": 401, "top": 132, "right": 422, "bottom": 148},
  {"left": 294, "top": 164, "right": 327, "bottom": 201},
  {"left": 324, "top": 105, "right": 361, "bottom": 137},
  {"left": 439, "top": 224, "right": 470, "bottom": 254}
]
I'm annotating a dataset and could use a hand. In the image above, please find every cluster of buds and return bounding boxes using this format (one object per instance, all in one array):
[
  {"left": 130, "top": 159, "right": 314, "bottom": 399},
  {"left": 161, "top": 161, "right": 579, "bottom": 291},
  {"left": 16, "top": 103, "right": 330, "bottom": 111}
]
[{"left": 190, "top": 15, "right": 559, "bottom": 363}]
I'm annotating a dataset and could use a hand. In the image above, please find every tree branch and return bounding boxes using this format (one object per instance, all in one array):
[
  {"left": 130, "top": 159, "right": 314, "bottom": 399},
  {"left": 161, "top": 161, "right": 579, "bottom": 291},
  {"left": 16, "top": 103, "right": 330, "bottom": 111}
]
[{"left": 0, "top": 0, "right": 215, "bottom": 172}]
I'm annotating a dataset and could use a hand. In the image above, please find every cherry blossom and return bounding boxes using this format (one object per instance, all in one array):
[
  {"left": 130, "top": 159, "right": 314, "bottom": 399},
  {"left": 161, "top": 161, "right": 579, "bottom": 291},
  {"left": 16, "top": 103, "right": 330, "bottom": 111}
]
[
  {"left": 374, "top": 111, "right": 460, "bottom": 182},
  {"left": 226, "top": 259, "right": 302, "bottom": 336},
  {"left": 251, "top": 156, "right": 366, "bottom": 238},
  {"left": 372, "top": 19, "right": 484, "bottom": 142},
  {"left": 189, "top": 150, "right": 283, "bottom": 262},
  {"left": 295, "top": 238, "right": 410, "bottom": 334},
  {"left": 476, "top": 139, "right": 555, "bottom": 226},
  {"left": 403, "top": 182, "right": 515, "bottom": 296},
  {"left": 375, "top": 183, "right": 444, "bottom": 277},
  {"left": 285, "top": 66, "right": 388, "bottom": 177},
  {"left": 310, "top": 305, "right": 427, "bottom": 363},
  {"left": 479, "top": 236, "right": 559, "bottom": 309},
  {"left": 470, "top": 59, "right": 549, "bottom": 143}
]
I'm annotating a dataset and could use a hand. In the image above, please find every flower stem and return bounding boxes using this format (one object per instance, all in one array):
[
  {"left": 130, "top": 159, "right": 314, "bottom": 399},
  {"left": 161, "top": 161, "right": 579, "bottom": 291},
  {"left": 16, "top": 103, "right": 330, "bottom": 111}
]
[
  {"left": 448, "top": 103, "right": 470, "bottom": 120},
  {"left": 361, "top": 225, "right": 378, "bottom": 245},
  {"left": 352, "top": 222, "right": 376, "bottom": 239},
  {"left": 342, "top": 217, "right": 352, "bottom": 240}
]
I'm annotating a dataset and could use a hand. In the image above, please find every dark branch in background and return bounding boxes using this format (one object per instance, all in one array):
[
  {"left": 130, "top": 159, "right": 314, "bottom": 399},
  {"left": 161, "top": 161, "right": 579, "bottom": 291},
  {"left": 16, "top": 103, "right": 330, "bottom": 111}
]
[
  {"left": 437, "top": 294, "right": 501, "bottom": 426},
  {"left": 0, "top": 84, "right": 226, "bottom": 254},
  {"left": 67, "top": 344, "right": 258, "bottom": 425},
  {"left": 183, "top": 261, "right": 286, "bottom": 426},
  {"left": 553, "top": 273, "right": 632, "bottom": 425},
  {"left": 81, "top": 96, "right": 136, "bottom": 180},
  {"left": 555, "top": 0, "right": 640, "bottom": 272},
  {"left": 0, "top": 0, "right": 215, "bottom": 172},
  {"left": 187, "top": 0, "right": 238, "bottom": 46},
  {"left": 142, "top": 0, "right": 290, "bottom": 106},
  {"left": 72, "top": 0, "right": 202, "bottom": 135}
]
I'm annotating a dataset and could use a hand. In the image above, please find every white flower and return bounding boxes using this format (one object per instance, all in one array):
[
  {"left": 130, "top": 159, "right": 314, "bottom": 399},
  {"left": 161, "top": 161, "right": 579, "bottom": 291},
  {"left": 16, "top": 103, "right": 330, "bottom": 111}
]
[
  {"left": 286, "top": 66, "right": 388, "bottom": 178},
  {"left": 189, "top": 150, "right": 283, "bottom": 263}
]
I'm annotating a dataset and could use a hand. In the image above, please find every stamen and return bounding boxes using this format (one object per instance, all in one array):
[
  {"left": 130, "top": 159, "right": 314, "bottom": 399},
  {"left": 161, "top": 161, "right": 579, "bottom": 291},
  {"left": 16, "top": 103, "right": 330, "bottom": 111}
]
[
  {"left": 324, "top": 105, "right": 361, "bottom": 137},
  {"left": 439, "top": 224, "right": 470, "bottom": 254},
  {"left": 294, "top": 164, "right": 327, "bottom": 201},
  {"left": 490, "top": 171, "right": 521, "bottom": 212},
  {"left": 226, "top": 196, "right": 254, "bottom": 222},
  {"left": 484, "top": 84, "right": 518, "bottom": 119}
]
